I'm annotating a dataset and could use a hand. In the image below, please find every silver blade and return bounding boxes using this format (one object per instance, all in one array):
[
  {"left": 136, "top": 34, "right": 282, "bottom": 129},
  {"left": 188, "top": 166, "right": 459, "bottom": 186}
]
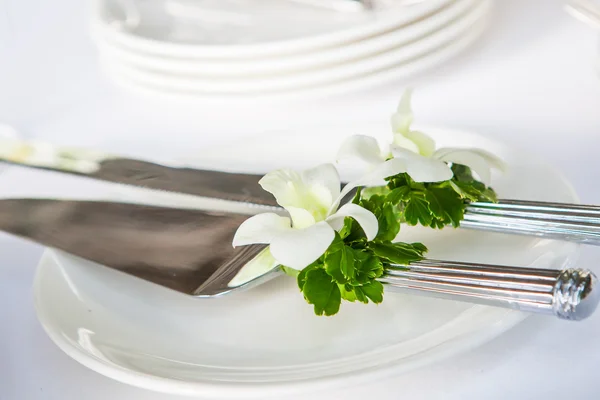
[
  {"left": 0, "top": 198, "right": 266, "bottom": 295},
  {"left": 0, "top": 137, "right": 277, "bottom": 206}
]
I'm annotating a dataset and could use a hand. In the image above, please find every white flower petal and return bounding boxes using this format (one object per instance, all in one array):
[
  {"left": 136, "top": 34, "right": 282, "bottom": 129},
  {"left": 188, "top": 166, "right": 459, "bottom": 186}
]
[
  {"left": 469, "top": 149, "right": 507, "bottom": 172},
  {"left": 258, "top": 164, "right": 341, "bottom": 221},
  {"left": 405, "top": 130, "right": 436, "bottom": 157},
  {"left": 337, "top": 135, "right": 386, "bottom": 166},
  {"left": 433, "top": 147, "right": 506, "bottom": 185},
  {"left": 259, "top": 169, "right": 304, "bottom": 208},
  {"left": 286, "top": 206, "right": 316, "bottom": 229},
  {"left": 331, "top": 158, "right": 408, "bottom": 214},
  {"left": 392, "top": 133, "right": 420, "bottom": 153},
  {"left": 326, "top": 203, "right": 379, "bottom": 241},
  {"left": 391, "top": 88, "right": 414, "bottom": 134},
  {"left": 301, "top": 163, "right": 341, "bottom": 210},
  {"left": 228, "top": 247, "right": 279, "bottom": 287},
  {"left": 270, "top": 222, "right": 335, "bottom": 270},
  {"left": 232, "top": 213, "right": 292, "bottom": 247},
  {"left": 433, "top": 148, "right": 506, "bottom": 171},
  {"left": 436, "top": 150, "right": 489, "bottom": 185},
  {"left": 391, "top": 146, "right": 453, "bottom": 183}
]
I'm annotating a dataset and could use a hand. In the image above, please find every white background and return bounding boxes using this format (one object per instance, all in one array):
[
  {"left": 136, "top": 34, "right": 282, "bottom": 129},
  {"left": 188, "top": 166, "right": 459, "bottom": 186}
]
[{"left": 1, "top": 0, "right": 600, "bottom": 399}]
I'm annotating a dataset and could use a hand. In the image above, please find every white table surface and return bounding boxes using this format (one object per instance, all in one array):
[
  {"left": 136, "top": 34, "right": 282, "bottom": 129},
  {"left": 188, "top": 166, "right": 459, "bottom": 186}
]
[{"left": 1, "top": 0, "right": 600, "bottom": 399}]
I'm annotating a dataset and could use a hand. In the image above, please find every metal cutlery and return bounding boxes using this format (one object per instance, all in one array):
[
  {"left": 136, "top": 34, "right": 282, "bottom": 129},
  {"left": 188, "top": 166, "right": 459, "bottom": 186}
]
[
  {"left": 464, "top": 200, "right": 600, "bottom": 245},
  {"left": 1, "top": 198, "right": 597, "bottom": 320},
  {"left": 1, "top": 138, "right": 600, "bottom": 245}
]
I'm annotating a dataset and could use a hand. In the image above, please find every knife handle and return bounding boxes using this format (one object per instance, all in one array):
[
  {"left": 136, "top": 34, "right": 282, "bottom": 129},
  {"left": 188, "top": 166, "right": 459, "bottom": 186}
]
[
  {"left": 464, "top": 199, "right": 600, "bottom": 246},
  {"left": 380, "top": 259, "right": 599, "bottom": 320}
]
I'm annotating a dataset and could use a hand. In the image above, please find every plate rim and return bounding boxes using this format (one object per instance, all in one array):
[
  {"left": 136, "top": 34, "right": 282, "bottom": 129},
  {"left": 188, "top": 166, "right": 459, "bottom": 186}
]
[
  {"left": 33, "top": 271, "right": 529, "bottom": 397},
  {"left": 92, "top": 0, "right": 477, "bottom": 75},
  {"left": 32, "top": 125, "right": 581, "bottom": 397},
  {"left": 91, "top": 0, "right": 455, "bottom": 58},
  {"left": 98, "top": 0, "right": 489, "bottom": 92},
  {"left": 103, "top": 13, "right": 489, "bottom": 100}
]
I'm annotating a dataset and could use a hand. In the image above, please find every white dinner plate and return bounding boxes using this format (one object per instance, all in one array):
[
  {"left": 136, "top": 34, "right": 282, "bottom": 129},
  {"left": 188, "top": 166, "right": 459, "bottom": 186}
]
[
  {"left": 33, "top": 123, "right": 580, "bottom": 398},
  {"left": 94, "top": 0, "right": 476, "bottom": 76},
  {"left": 105, "top": 17, "right": 487, "bottom": 101},
  {"left": 102, "top": 1, "right": 490, "bottom": 97},
  {"left": 92, "top": 0, "right": 454, "bottom": 58},
  {"left": 100, "top": 1, "right": 488, "bottom": 93}
]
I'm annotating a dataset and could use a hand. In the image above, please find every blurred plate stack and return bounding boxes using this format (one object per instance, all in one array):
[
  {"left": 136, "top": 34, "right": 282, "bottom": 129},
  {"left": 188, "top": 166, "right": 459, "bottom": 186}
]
[{"left": 92, "top": 0, "right": 492, "bottom": 99}]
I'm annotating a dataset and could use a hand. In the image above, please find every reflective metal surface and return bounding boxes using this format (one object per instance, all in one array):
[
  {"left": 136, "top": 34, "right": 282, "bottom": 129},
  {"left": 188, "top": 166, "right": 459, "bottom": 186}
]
[
  {"left": 381, "top": 260, "right": 599, "bottom": 320},
  {"left": 3, "top": 143, "right": 600, "bottom": 245},
  {"left": 0, "top": 199, "right": 597, "bottom": 320},
  {"left": 0, "top": 137, "right": 277, "bottom": 206},
  {"left": 0, "top": 198, "right": 271, "bottom": 295},
  {"left": 464, "top": 199, "right": 600, "bottom": 245}
]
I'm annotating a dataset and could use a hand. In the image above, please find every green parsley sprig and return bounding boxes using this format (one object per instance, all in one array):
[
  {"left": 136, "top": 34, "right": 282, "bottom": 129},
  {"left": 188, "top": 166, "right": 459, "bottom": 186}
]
[
  {"left": 385, "top": 164, "right": 497, "bottom": 229},
  {"left": 289, "top": 188, "right": 426, "bottom": 316},
  {"left": 289, "top": 163, "right": 497, "bottom": 316}
]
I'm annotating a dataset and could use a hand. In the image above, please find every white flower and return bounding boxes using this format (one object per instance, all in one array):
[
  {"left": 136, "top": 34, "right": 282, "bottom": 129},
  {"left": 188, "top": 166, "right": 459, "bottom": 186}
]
[
  {"left": 337, "top": 89, "right": 506, "bottom": 185},
  {"left": 390, "top": 88, "right": 436, "bottom": 157},
  {"left": 232, "top": 164, "right": 378, "bottom": 270},
  {"left": 337, "top": 135, "right": 453, "bottom": 183},
  {"left": 0, "top": 138, "right": 102, "bottom": 173}
]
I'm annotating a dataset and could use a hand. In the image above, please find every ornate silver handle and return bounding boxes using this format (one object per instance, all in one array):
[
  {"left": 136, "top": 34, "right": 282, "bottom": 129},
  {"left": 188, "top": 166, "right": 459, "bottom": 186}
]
[
  {"left": 379, "top": 259, "right": 599, "bottom": 320},
  {"left": 463, "top": 200, "right": 600, "bottom": 245}
]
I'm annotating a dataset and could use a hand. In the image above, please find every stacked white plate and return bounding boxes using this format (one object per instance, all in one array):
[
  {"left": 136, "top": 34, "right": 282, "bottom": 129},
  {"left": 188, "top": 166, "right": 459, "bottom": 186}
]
[{"left": 92, "top": 0, "right": 492, "bottom": 98}]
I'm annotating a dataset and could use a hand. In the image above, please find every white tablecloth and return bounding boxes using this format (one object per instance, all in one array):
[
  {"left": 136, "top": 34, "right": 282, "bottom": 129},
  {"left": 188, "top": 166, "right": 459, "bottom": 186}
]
[{"left": 1, "top": 0, "right": 599, "bottom": 399}]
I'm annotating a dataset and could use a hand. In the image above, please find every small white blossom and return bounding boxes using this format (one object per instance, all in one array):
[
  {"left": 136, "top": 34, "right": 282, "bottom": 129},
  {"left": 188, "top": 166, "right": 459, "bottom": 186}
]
[
  {"left": 233, "top": 164, "right": 378, "bottom": 270},
  {"left": 338, "top": 89, "right": 506, "bottom": 185}
]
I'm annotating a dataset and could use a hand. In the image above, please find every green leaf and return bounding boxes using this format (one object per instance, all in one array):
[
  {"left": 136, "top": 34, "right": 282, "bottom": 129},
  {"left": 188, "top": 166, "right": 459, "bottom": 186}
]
[
  {"left": 327, "top": 232, "right": 345, "bottom": 252},
  {"left": 354, "top": 287, "right": 368, "bottom": 303},
  {"left": 352, "top": 186, "right": 363, "bottom": 204},
  {"left": 302, "top": 269, "right": 341, "bottom": 316},
  {"left": 354, "top": 252, "right": 384, "bottom": 284},
  {"left": 376, "top": 204, "right": 401, "bottom": 241},
  {"left": 324, "top": 253, "right": 347, "bottom": 284},
  {"left": 447, "top": 164, "right": 498, "bottom": 203},
  {"left": 361, "top": 186, "right": 389, "bottom": 199},
  {"left": 410, "top": 242, "right": 428, "bottom": 253},
  {"left": 338, "top": 215, "right": 370, "bottom": 244},
  {"left": 385, "top": 172, "right": 412, "bottom": 189},
  {"left": 353, "top": 281, "right": 384, "bottom": 304},
  {"left": 451, "top": 164, "right": 475, "bottom": 182},
  {"left": 326, "top": 244, "right": 355, "bottom": 280},
  {"left": 292, "top": 159, "right": 498, "bottom": 315},
  {"left": 359, "top": 194, "right": 401, "bottom": 241},
  {"left": 297, "top": 263, "right": 321, "bottom": 291},
  {"left": 404, "top": 192, "right": 433, "bottom": 226},
  {"left": 387, "top": 186, "right": 411, "bottom": 205},
  {"left": 369, "top": 242, "right": 425, "bottom": 265},
  {"left": 431, "top": 218, "right": 447, "bottom": 229},
  {"left": 427, "top": 187, "right": 465, "bottom": 228},
  {"left": 339, "top": 284, "right": 358, "bottom": 302},
  {"left": 359, "top": 281, "right": 384, "bottom": 304},
  {"left": 448, "top": 180, "right": 477, "bottom": 202},
  {"left": 481, "top": 187, "right": 498, "bottom": 203},
  {"left": 325, "top": 234, "right": 356, "bottom": 281},
  {"left": 359, "top": 194, "right": 384, "bottom": 215},
  {"left": 425, "top": 188, "right": 446, "bottom": 217},
  {"left": 448, "top": 180, "right": 486, "bottom": 203},
  {"left": 345, "top": 219, "right": 368, "bottom": 243},
  {"left": 338, "top": 217, "right": 354, "bottom": 239}
]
